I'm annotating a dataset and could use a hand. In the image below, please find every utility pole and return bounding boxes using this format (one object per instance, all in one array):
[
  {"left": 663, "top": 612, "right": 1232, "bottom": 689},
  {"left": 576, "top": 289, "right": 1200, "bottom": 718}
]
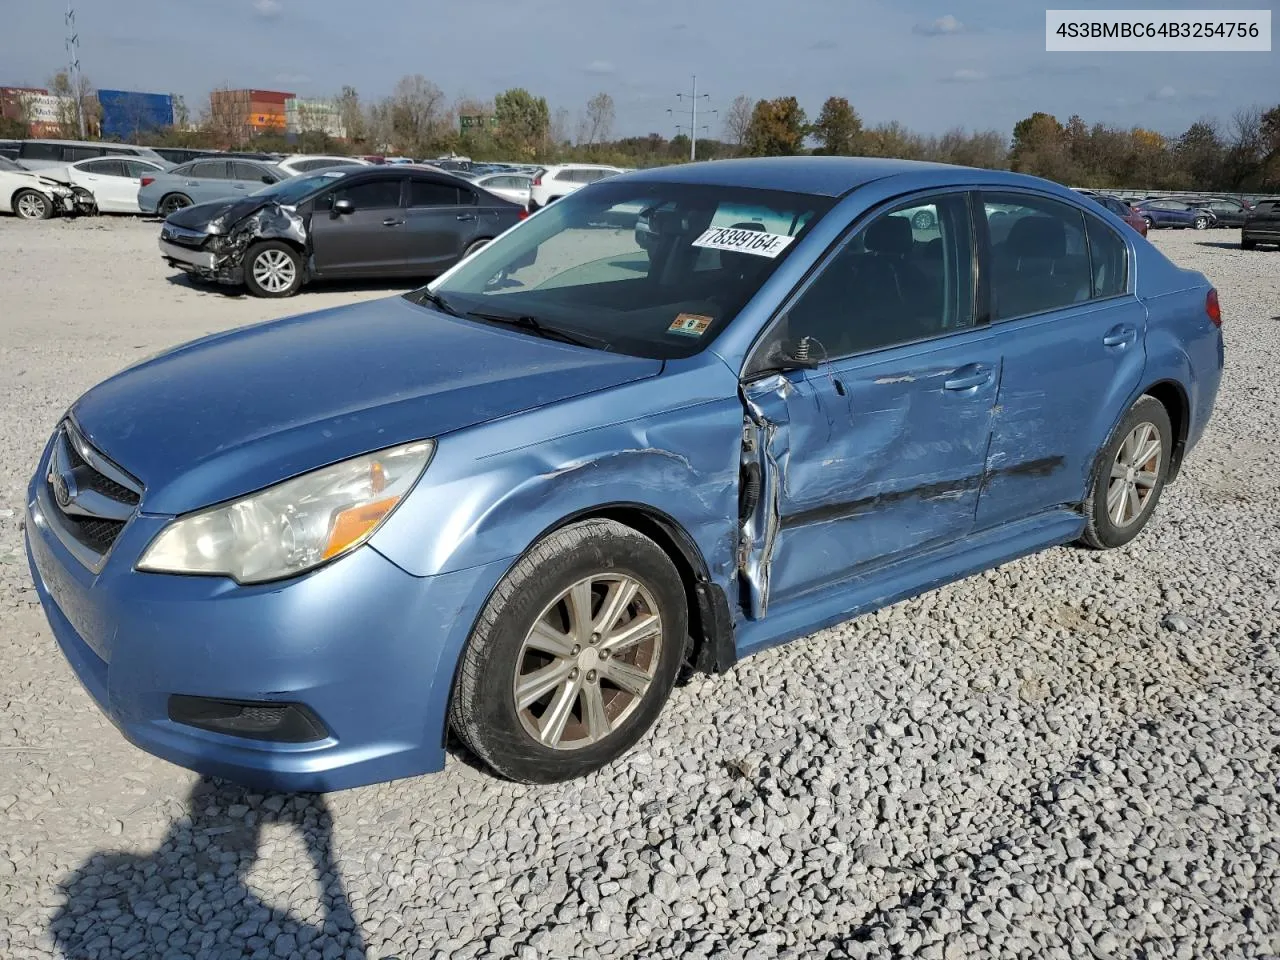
[
  {"left": 65, "top": 1, "right": 85, "bottom": 137},
  {"left": 676, "top": 75, "right": 711, "bottom": 161}
]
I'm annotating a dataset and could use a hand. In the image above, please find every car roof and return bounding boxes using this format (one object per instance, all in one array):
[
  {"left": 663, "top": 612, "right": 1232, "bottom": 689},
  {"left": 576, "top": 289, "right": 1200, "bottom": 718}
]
[{"left": 616, "top": 156, "right": 1066, "bottom": 198}]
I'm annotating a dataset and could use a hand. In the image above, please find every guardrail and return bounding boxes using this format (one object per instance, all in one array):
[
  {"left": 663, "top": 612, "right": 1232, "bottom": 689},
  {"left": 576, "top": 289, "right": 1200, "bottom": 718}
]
[{"left": 1071, "top": 186, "right": 1278, "bottom": 204}]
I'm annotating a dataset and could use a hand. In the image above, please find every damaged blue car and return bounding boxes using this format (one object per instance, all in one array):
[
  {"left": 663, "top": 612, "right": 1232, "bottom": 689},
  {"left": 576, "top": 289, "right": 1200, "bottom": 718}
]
[{"left": 26, "top": 157, "right": 1223, "bottom": 789}]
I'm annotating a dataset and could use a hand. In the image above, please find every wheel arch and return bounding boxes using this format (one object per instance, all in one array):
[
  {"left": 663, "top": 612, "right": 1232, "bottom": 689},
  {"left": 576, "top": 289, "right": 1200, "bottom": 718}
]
[
  {"left": 11, "top": 186, "right": 50, "bottom": 211},
  {"left": 1141, "top": 379, "right": 1190, "bottom": 480}
]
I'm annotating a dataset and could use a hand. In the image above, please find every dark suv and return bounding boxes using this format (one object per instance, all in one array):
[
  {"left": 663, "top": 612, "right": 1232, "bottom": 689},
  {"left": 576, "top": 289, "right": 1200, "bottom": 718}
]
[{"left": 1241, "top": 200, "right": 1280, "bottom": 250}]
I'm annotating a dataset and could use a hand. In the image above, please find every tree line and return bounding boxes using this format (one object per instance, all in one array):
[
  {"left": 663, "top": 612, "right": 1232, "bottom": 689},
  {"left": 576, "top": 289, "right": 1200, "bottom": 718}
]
[{"left": 4, "top": 72, "right": 1277, "bottom": 193}]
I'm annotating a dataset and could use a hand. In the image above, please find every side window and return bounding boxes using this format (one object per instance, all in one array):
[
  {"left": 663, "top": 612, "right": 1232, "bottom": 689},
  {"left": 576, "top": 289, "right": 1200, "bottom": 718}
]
[
  {"left": 778, "top": 194, "right": 975, "bottom": 360},
  {"left": 20, "top": 142, "right": 62, "bottom": 161},
  {"left": 82, "top": 159, "right": 128, "bottom": 177},
  {"left": 188, "top": 161, "right": 227, "bottom": 179},
  {"left": 232, "top": 161, "right": 272, "bottom": 182},
  {"left": 1084, "top": 213, "right": 1128, "bottom": 299},
  {"left": 338, "top": 179, "right": 403, "bottom": 210},
  {"left": 982, "top": 192, "right": 1090, "bottom": 320},
  {"left": 65, "top": 146, "right": 102, "bottom": 162},
  {"left": 123, "top": 160, "right": 158, "bottom": 178},
  {"left": 458, "top": 187, "right": 477, "bottom": 205},
  {"left": 407, "top": 180, "right": 458, "bottom": 207}
]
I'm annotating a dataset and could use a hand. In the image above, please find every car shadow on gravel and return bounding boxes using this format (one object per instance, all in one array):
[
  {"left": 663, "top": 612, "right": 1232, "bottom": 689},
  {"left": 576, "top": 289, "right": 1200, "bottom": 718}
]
[
  {"left": 49, "top": 779, "right": 380, "bottom": 960},
  {"left": 1194, "top": 241, "right": 1249, "bottom": 250},
  {"left": 163, "top": 274, "right": 416, "bottom": 298}
]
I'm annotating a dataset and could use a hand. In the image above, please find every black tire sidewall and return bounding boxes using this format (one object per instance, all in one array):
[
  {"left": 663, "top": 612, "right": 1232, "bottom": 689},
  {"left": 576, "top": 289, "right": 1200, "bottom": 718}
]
[
  {"left": 243, "top": 240, "right": 302, "bottom": 298},
  {"left": 456, "top": 523, "right": 686, "bottom": 783},
  {"left": 160, "top": 194, "right": 190, "bottom": 216},
  {"left": 1087, "top": 397, "right": 1173, "bottom": 549}
]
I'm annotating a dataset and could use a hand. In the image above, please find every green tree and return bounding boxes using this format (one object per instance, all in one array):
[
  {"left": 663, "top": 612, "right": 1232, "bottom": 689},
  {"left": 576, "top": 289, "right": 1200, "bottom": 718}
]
[
  {"left": 1173, "top": 121, "right": 1225, "bottom": 190},
  {"left": 1009, "top": 112, "right": 1075, "bottom": 182},
  {"left": 494, "top": 88, "right": 550, "bottom": 159},
  {"left": 744, "top": 97, "right": 807, "bottom": 156},
  {"left": 811, "top": 96, "right": 861, "bottom": 155}
]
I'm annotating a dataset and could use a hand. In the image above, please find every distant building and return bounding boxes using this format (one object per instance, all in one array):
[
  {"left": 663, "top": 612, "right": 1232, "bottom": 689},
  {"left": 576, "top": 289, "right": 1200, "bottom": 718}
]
[
  {"left": 285, "top": 97, "right": 346, "bottom": 139},
  {"left": 0, "top": 87, "right": 77, "bottom": 136},
  {"left": 97, "top": 89, "right": 174, "bottom": 141},
  {"left": 209, "top": 89, "right": 294, "bottom": 137}
]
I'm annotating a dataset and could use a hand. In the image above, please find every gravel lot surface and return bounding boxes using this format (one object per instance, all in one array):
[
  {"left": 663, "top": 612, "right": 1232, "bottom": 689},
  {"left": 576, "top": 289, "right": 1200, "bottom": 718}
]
[{"left": 0, "top": 219, "right": 1277, "bottom": 960}]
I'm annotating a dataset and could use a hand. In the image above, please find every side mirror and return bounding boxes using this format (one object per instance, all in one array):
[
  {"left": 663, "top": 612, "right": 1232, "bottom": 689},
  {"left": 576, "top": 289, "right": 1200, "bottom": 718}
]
[{"left": 333, "top": 199, "right": 355, "bottom": 216}]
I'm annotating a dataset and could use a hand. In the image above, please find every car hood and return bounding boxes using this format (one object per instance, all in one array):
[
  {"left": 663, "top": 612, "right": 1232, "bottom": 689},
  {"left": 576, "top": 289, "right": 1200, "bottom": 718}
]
[
  {"left": 70, "top": 296, "right": 663, "bottom": 514},
  {"left": 165, "top": 195, "right": 276, "bottom": 234}
]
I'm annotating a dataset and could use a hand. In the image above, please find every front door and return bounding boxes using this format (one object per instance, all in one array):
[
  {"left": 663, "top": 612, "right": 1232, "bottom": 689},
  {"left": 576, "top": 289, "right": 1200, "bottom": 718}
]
[
  {"left": 739, "top": 192, "right": 998, "bottom": 615},
  {"left": 973, "top": 191, "right": 1147, "bottom": 530},
  {"left": 309, "top": 177, "right": 407, "bottom": 276}
]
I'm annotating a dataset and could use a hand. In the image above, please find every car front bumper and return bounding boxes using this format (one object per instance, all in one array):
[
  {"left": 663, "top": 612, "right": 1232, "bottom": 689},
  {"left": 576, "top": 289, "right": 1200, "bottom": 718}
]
[
  {"left": 159, "top": 237, "right": 218, "bottom": 271},
  {"left": 26, "top": 451, "right": 512, "bottom": 792}
]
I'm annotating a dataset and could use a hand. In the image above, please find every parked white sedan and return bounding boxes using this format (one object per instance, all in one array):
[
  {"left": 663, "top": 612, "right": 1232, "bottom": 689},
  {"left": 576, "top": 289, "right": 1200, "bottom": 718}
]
[
  {"left": 0, "top": 156, "right": 86, "bottom": 220},
  {"left": 473, "top": 172, "right": 533, "bottom": 207},
  {"left": 53, "top": 156, "right": 168, "bottom": 214},
  {"left": 275, "top": 155, "right": 371, "bottom": 177}
]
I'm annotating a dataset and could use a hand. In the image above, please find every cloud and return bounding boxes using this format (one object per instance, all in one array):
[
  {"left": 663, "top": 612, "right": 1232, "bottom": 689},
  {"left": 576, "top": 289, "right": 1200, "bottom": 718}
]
[
  {"left": 944, "top": 68, "right": 987, "bottom": 82},
  {"left": 583, "top": 59, "right": 615, "bottom": 75},
  {"left": 1147, "top": 85, "right": 1178, "bottom": 101},
  {"left": 274, "top": 72, "right": 310, "bottom": 84},
  {"left": 252, "top": 0, "right": 281, "bottom": 18},
  {"left": 914, "top": 14, "right": 964, "bottom": 36}
]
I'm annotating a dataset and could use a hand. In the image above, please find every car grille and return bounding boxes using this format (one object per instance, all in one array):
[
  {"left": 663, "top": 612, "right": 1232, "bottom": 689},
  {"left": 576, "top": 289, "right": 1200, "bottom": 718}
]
[
  {"left": 44, "top": 420, "right": 143, "bottom": 570},
  {"left": 160, "top": 224, "right": 208, "bottom": 248}
]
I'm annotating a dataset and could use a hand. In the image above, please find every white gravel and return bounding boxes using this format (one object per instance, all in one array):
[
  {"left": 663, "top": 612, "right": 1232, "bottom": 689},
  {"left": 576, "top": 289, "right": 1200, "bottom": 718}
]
[{"left": 0, "top": 218, "right": 1277, "bottom": 960}]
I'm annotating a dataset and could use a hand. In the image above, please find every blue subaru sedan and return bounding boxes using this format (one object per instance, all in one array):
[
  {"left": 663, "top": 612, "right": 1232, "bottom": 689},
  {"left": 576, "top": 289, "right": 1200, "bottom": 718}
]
[{"left": 26, "top": 158, "right": 1223, "bottom": 789}]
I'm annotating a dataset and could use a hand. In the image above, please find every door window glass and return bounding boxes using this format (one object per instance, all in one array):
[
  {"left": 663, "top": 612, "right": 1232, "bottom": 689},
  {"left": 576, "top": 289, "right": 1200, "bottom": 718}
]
[
  {"left": 19, "top": 142, "right": 61, "bottom": 161},
  {"left": 123, "top": 160, "right": 158, "bottom": 178},
  {"left": 408, "top": 181, "right": 458, "bottom": 207},
  {"left": 232, "top": 161, "right": 272, "bottom": 182},
  {"left": 65, "top": 146, "right": 102, "bottom": 161},
  {"left": 338, "top": 179, "right": 403, "bottom": 210},
  {"left": 188, "top": 161, "right": 228, "bottom": 178},
  {"left": 982, "top": 192, "right": 1090, "bottom": 319},
  {"left": 774, "top": 194, "right": 975, "bottom": 361},
  {"left": 81, "top": 159, "right": 128, "bottom": 176}
]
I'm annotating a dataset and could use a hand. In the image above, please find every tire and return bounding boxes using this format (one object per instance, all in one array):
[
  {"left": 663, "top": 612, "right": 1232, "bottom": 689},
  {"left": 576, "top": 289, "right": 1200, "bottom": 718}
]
[
  {"left": 462, "top": 238, "right": 490, "bottom": 259},
  {"left": 1241, "top": 237, "right": 1256, "bottom": 250},
  {"left": 1142, "top": 216, "right": 1153, "bottom": 230},
  {"left": 243, "top": 241, "right": 303, "bottom": 298},
  {"left": 449, "top": 518, "right": 687, "bottom": 783},
  {"left": 13, "top": 189, "right": 53, "bottom": 221},
  {"left": 1078, "top": 395, "right": 1173, "bottom": 550},
  {"left": 1193, "top": 216, "right": 1209, "bottom": 230},
  {"left": 158, "top": 193, "right": 192, "bottom": 217},
  {"left": 911, "top": 209, "right": 935, "bottom": 230}
]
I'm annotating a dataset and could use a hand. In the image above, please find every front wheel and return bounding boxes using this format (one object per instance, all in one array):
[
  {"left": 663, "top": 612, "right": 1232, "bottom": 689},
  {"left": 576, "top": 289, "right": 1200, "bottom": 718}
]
[
  {"left": 462, "top": 238, "right": 489, "bottom": 259},
  {"left": 911, "top": 209, "right": 935, "bottom": 230},
  {"left": 1078, "top": 396, "right": 1173, "bottom": 550},
  {"left": 450, "top": 519, "right": 687, "bottom": 783},
  {"left": 1142, "top": 216, "right": 1153, "bottom": 230},
  {"left": 1193, "top": 216, "right": 1209, "bottom": 230},
  {"left": 13, "top": 189, "right": 53, "bottom": 220},
  {"left": 243, "top": 241, "right": 303, "bottom": 298}
]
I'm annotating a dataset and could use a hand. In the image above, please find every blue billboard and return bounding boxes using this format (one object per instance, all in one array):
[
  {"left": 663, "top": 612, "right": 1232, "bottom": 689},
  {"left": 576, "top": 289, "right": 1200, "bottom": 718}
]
[{"left": 97, "top": 89, "right": 174, "bottom": 140}]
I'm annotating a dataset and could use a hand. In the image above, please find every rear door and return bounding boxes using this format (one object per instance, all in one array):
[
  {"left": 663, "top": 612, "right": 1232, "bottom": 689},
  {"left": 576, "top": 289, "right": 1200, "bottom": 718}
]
[
  {"left": 973, "top": 191, "right": 1146, "bottom": 530},
  {"left": 180, "top": 160, "right": 233, "bottom": 203},
  {"left": 309, "top": 177, "right": 408, "bottom": 276},
  {"left": 402, "top": 178, "right": 478, "bottom": 275},
  {"left": 229, "top": 161, "right": 277, "bottom": 197}
]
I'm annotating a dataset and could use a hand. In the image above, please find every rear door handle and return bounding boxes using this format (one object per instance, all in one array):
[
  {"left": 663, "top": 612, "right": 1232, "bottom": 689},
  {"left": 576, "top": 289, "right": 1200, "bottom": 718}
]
[
  {"left": 1103, "top": 325, "right": 1137, "bottom": 347},
  {"left": 943, "top": 364, "right": 992, "bottom": 391},
  {"left": 383, "top": 218, "right": 405, "bottom": 227},
  {"left": 456, "top": 213, "right": 477, "bottom": 221}
]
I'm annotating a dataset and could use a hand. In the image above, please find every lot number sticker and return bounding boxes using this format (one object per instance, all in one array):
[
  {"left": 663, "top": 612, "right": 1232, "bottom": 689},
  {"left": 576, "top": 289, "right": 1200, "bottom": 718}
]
[
  {"left": 692, "top": 226, "right": 795, "bottom": 259},
  {"left": 668, "top": 313, "right": 714, "bottom": 337}
]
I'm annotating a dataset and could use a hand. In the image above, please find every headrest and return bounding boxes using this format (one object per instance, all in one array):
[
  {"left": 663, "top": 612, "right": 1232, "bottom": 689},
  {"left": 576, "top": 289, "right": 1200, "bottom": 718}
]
[
  {"left": 865, "top": 216, "right": 913, "bottom": 256},
  {"left": 1006, "top": 215, "right": 1065, "bottom": 259}
]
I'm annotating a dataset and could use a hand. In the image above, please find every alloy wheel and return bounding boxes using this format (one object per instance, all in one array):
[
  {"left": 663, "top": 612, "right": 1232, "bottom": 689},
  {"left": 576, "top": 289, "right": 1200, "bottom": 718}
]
[
  {"left": 16, "top": 193, "right": 48, "bottom": 219},
  {"left": 252, "top": 249, "right": 297, "bottom": 294},
  {"left": 513, "top": 573, "right": 663, "bottom": 750},
  {"left": 1106, "top": 421, "right": 1162, "bottom": 529}
]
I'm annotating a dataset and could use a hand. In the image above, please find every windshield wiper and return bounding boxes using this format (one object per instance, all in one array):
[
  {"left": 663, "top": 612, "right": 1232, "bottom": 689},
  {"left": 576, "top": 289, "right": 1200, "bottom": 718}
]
[
  {"left": 407, "top": 288, "right": 462, "bottom": 317},
  {"left": 464, "top": 310, "right": 599, "bottom": 349}
]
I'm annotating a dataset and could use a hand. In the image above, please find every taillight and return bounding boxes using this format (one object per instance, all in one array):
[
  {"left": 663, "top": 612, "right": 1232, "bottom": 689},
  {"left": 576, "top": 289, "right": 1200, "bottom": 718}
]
[
  {"left": 532, "top": 175, "right": 542, "bottom": 186},
  {"left": 1206, "top": 288, "right": 1221, "bottom": 327},
  {"left": 141, "top": 177, "right": 154, "bottom": 187},
  {"left": 518, "top": 208, "right": 529, "bottom": 220}
]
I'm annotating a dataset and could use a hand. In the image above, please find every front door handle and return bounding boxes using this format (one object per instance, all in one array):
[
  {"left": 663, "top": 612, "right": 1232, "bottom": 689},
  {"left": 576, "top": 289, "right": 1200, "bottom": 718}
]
[
  {"left": 383, "top": 217, "right": 405, "bottom": 227},
  {"left": 1102, "top": 325, "right": 1137, "bottom": 347},
  {"left": 943, "top": 365, "right": 992, "bottom": 391},
  {"left": 456, "top": 213, "right": 477, "bottom": 221}
]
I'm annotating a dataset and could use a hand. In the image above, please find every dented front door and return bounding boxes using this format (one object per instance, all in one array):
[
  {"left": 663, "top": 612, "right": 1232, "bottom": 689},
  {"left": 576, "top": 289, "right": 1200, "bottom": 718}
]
[{"left": 739, "top": 336, "right": 1001, "bottom": 617}]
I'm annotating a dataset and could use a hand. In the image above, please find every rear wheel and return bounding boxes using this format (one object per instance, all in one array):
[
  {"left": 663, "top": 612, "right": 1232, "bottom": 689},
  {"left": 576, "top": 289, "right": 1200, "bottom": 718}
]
[
  {"left": 450, "top": 519, "right": 687, "bottom": 783},
  {"left": 13, "top": 189, "right": 53, "bottom": 220},
  {"left": 1079, "top": 396, "right": 1173, "bottom": 550},
  {"left": 243, "top": 241, "right": 303, "bottom": 298},
  {"left": 1142, "top": 216, "right": 1153, "bottom": 230},
  {"left": 1241, "top": 237, "right": 1256, "bottom": 250},
  {"left": 158, "top": 193, "right": 192, "bottom": 217}
]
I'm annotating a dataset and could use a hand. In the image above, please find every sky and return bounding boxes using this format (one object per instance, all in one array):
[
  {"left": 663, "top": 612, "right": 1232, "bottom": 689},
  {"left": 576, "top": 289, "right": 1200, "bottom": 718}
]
[{"left": 2, "top": 0, "right": 1275, "bottom": 140}]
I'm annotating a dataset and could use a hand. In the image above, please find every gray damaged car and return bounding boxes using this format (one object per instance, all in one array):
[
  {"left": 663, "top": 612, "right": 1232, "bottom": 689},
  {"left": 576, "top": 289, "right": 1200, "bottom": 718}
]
[{"left": 158, "top": 167, "right": 526, "bottom": 298}]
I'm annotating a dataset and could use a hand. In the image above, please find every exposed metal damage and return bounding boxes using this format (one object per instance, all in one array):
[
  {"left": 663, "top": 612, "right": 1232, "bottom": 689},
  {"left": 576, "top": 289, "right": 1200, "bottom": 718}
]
[{"left": 161, "top": 201, "right": 310, "bottom": 286}]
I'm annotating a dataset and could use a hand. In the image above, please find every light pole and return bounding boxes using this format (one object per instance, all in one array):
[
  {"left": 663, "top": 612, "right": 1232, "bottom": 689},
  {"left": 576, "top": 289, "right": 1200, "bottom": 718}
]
[{"left": 676, "top": 76, "right": 711, "bottom": 161}]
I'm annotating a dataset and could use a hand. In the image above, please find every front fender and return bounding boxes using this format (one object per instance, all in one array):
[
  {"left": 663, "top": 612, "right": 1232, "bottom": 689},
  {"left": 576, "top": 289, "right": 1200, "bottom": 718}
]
[{"left": 370, "top": 357, "right": 745, "bottom": 597}]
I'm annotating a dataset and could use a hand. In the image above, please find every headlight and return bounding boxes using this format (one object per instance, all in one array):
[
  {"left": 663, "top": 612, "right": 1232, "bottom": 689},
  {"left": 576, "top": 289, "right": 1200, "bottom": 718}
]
[{"left": 137, "top": 440, "right": 434, "bottom": 583}]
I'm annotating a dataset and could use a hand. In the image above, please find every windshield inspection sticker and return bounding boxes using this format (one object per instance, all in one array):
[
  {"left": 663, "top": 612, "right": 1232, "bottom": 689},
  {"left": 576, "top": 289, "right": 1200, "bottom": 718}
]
[
  {"left": 669, "top": 313, "right": 714, "bottom": 337},
  {"left": 692, "top": 226, "right": 795, "bottom": 259}
]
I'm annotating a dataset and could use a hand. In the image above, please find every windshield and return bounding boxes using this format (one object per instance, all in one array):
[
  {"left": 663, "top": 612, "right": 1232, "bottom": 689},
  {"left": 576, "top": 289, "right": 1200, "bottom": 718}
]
[
  {"left": 252, "top": 169, "right": 351, "bottom": 203},
  {"left": 421, "top": 180, "right": 833, "bottom": 359}
]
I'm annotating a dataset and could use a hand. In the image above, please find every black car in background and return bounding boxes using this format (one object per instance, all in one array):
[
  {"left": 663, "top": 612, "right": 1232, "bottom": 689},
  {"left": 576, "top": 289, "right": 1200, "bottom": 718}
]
[
  {"left": 1241, "top": 200, "right": 1280, "bottom": 250},
  {"left": 157, "top": 166, "right": 526, "bottom": 297},
  {"left": 1185, "top": 197, "right": 1254, "bottom": 228}
]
